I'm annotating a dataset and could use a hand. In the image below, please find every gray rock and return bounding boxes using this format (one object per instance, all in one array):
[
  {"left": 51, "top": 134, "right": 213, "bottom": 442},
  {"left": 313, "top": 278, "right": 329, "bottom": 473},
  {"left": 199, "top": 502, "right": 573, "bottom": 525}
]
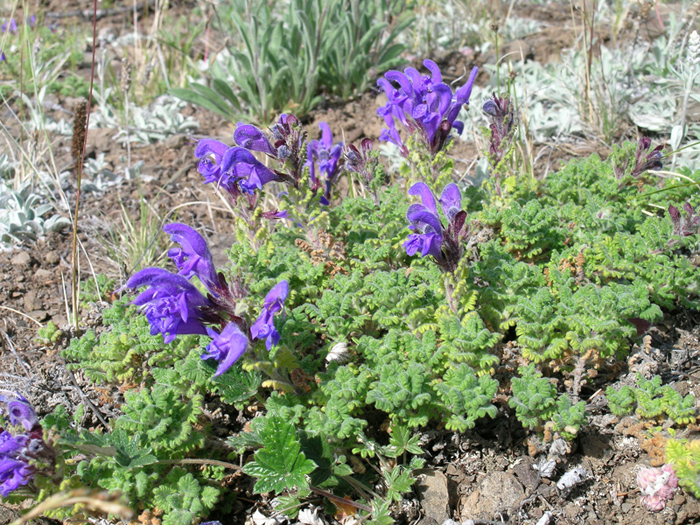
[
  {"left": 415, "top": 469, "right": 451, "bottom": 523},
  {"left": 512, "top": 456, "right": 540, "bottom": 492},
  {"left": 459, "top": 471, "right": 525, "bottom": 520},
  {"left": 35, "top": 268, "right": 53, "bottom": 281},
  {"left": 11, "top": 251, "right": 31, "bottom": 267},
  {"left": 23, "top": 290, "right": 38, "bottom": 311},
  {"left": 45, "top": 251, "right": 60, "bottom": 265}
]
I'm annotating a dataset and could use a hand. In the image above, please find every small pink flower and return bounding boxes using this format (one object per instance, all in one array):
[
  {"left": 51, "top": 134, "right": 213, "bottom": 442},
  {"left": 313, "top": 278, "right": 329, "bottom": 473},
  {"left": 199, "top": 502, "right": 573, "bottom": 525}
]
[{"left": 638, "top": 464, "right": 678, "bottom": 512}]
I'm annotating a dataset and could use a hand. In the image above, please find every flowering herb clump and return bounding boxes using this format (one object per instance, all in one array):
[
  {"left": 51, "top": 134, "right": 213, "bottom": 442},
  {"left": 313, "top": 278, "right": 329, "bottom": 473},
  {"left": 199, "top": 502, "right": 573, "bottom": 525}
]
[
  {"left": 127, "top": 222, "right": 288, "bottom": 377},
  {"left": 377, "top": 59, "right": 478, "bottom": 156}
]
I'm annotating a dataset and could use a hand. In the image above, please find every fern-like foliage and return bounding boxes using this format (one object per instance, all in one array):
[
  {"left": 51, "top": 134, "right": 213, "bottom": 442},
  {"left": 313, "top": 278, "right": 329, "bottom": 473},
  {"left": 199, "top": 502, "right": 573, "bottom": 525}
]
[
  {"left": 606, "top": 374, "right": 697, "bottom": 425},
  {"left": 667, "top": 439, "right": 700, "bottom": 498}
]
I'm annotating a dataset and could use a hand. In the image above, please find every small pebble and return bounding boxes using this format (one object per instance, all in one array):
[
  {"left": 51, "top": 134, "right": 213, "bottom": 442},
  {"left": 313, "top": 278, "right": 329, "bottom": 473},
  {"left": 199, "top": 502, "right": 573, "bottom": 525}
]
[
  {"left": 11, "top": 252, "right": 31, "bottom": 266},
  {"left": 45, "top": 251, "right": 60, "bottom": 265}
]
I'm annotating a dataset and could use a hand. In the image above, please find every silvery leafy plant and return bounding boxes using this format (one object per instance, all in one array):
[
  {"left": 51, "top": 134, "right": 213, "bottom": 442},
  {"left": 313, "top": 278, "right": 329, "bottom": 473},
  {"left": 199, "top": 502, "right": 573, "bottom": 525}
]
[{"left": 0, "top": 180, "right": 70, "bottom": 246}]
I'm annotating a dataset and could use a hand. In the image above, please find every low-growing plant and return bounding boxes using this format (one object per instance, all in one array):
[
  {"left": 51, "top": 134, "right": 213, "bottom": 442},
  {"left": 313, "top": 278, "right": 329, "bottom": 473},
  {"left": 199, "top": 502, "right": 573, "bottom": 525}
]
[
  {"left": 509, "top": 365, "right": 587, "bottom": 441},
  {"left": 666, "top": 438, "right": 700, "bottom": 498},
  {"left": 14, "top": 59, "right": 700, "bottom": 523},
  {"left": 0, "top": 179, "right": 70, "bottom": 246},
  {"left": 606, "top": 374, "right": 697, "bottom": 425},
  {"left": 90, "top": 94, "right": 198, "bottom": 145}
]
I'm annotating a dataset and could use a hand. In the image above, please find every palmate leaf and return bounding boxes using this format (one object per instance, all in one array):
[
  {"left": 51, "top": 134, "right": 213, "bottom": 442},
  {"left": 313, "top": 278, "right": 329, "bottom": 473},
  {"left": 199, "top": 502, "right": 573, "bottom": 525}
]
[{"left": 243, "top": 416, "right": 316, "bottom": 494}]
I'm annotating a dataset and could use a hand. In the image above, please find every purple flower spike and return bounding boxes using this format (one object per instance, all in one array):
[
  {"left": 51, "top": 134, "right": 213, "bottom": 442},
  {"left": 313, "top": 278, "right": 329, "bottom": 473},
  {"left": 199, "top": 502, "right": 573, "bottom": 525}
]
[
  {"left": 251, "top": 280, "right": 289, "bottom": 350},
  {"left": 234, "top": 123, "right": 277, "bottom": 157},
  {"left": 26, "top": 15, "right": 35, "bottom": 29},
  {"left": 306, "top": 122, "right": 344, "bottom": 204},
  {"left": 203, "top": 323, "right": 249, "bottom": 377},
  {"left": 0, "top": 52, "right": 5, "bottom": 62},
  {"left": 127, "top": 268, "right": 212, "bottom": 343},
  {"left": 631, "top": 137, "right": 664, "bottom": 178},
  {"left": 668, "top": 201, "right": 700, "bottom": 239},
  {"left": 377, "top": 60, "right": 478, "bottom": 156},
  {"left": 404, "top": 182, "right": 470, "bottom": 272},
  {"left": 163, "top": 223, "right": 218, "bottom": 291}
]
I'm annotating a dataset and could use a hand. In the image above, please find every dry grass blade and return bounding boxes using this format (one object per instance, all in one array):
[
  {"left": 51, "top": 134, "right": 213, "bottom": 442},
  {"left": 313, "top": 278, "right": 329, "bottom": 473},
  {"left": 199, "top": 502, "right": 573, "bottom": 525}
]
[{"left": 9, "top": 489, "right": 133, "bottom": 525}]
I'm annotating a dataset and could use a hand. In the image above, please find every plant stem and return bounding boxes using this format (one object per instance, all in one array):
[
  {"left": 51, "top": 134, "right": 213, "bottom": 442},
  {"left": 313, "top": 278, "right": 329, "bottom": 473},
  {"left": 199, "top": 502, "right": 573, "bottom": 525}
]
[{"left": 70, "top": 0, "right": 99, "bottom": 328}]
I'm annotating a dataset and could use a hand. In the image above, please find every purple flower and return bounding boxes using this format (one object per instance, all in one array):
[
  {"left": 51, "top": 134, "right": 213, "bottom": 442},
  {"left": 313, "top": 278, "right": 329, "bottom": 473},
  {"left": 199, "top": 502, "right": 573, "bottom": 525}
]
[
  {"left": 202, "top": 323, "right": 249, "bottom": 377},
  {"left": 0, "top": 396, "right": 55, "bottom": 497},
  {"left": 221, "top": 147, "right": 280, "bottom": 194},
  {"left": 668, "top": 202, "right": 700, "bottom": 238},
  {"left": 0, "top": 455, "right": 33, "bottom": 496},
  {"left": 631, "top": 137, "right": 664, "bottom": 178},
  {"left": 483, "top": 93, "right": 516, "bottom": 170},
  {"left": 261, "top": 209, "right": 288, "bottom": 220},
  {"left": 1, "top": 19, "right": 17, "bottom": 34},
  {"left": 0, "top": 52, "right": 5, "bottom": 62},
  {"left": 405, "top": 182, "right": 445, "bottom": 260},
  {"left": 404, "top": 182, "right": 469, "bottom": 272},
  {"left": 195, "top": 139, "right": 229, "bottom": 187},
  {"left": 377, "top": 60, "right": 478, "bottom": 156},
  {"left": 306, "top": 122, "right": 344, "bottom": 204},
  {"left": 269, "top": 114, "right": 304, "bottom": 159},
  {"left": 251, "top": 280, "right": 289, "bottom": 350},
  {"left": 234, "top": 123, "right": 277, "bottom": 157},
  {"left": 127, "top": 268, "right": 213, "bottom": 343},
  {"left": 1, "top": 395, "right": 39, "bottom": 432},
  {"left": 345, "top": 138, "right": 375, "bottom": 177},
  {"left": 163, "top": 223, "right": 218, "bottom": 291},
  {"left": 26, "top": 15, "right": 35, "bottom": 29}
]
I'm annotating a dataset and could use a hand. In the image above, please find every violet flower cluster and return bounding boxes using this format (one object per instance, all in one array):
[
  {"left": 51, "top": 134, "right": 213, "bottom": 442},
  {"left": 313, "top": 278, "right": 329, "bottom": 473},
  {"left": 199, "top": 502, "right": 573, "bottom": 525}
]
[
  {"left": 1, "top": 18, "right": 17, "bottom": 34},
  {"left": 250, "top": 280, "right": 289, "bottom": 350},
  {"left": 404, "top": 182, "right": 470, "bottom": 272},
  {"left": 377, "top": 59, "right": 478, "bottom": 156},
  {"left": 196, "top": 114, "right": 347, "bottom": 206},
  {"left": 126, "top": 223, "right": 289, "bottom": 376},
  {"left": 196, "top": 114, "right": 304, "bottom": 199},
  {"left": 0, "top": 395, "right": 55, "bottom": 497}
]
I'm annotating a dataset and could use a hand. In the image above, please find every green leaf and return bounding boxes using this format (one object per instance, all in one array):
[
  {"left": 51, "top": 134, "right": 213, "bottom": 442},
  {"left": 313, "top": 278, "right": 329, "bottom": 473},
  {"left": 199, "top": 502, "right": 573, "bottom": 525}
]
[
  {"left": 243, "top": 416, "right": 316, "bottom": 494},
  {"left": 386, "top": 425, "right": 423, "bottom": 457}
]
